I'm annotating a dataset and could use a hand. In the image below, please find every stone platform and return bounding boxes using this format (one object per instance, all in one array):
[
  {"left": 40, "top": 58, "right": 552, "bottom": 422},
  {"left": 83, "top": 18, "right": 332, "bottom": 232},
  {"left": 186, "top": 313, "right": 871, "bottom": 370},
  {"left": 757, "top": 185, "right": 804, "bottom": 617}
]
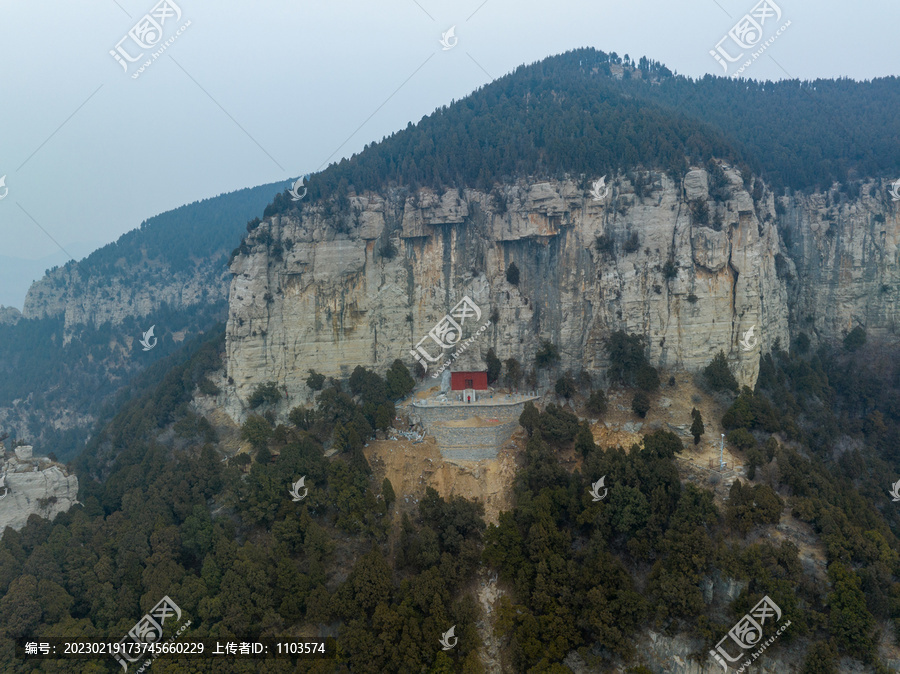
[{"left": 410, "top": 393, "right": 536, "bottom": 460}]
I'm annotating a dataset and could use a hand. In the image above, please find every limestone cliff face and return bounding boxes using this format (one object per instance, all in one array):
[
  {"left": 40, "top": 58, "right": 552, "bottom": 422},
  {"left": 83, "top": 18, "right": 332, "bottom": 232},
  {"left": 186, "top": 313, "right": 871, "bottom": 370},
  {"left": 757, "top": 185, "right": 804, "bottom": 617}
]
[
  {"left": 23, "top": 258, "right": 229, "bottom": 339},
  {"left": 223, "top": 167, "right": 899, "bottom": 414},
  {"left": 781, "top": 187, "right": 900, "bottom": 343},
  {"left": 0, "top": 306, "right": 21, "bottom": 325},
  {"left": 0, "top": 453, "right": 79, "bottom": 537}
]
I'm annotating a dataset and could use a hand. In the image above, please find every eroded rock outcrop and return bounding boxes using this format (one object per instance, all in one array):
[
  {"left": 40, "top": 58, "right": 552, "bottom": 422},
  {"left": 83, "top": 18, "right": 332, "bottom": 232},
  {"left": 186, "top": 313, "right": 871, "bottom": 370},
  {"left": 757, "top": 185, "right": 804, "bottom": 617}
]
[
  {"left": 223, "top": 167, "right": 900, "bottom": 418},
  {"left": 0, "top": 306, "right": 21, "bottom": 325},
  {"left": 23, "top": 260, "right": 229, "bottom": 341},
  {"left": 0, "top": 448, "right": 79, "bottom": 536}
]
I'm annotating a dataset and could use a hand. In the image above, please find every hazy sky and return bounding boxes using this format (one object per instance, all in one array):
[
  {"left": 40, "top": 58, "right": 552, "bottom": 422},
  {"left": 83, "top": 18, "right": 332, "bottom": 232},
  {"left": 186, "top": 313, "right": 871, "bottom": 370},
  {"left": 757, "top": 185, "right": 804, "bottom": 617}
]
[{"left": 0, "top": 0, "right": 897, "bottom": 308}]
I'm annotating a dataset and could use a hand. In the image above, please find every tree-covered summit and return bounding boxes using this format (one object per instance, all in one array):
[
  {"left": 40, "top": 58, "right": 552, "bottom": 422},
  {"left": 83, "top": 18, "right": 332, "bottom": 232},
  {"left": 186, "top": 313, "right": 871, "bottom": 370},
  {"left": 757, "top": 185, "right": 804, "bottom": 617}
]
[{"left": 264, "top": 47, "right": 900, "bottom": 219}]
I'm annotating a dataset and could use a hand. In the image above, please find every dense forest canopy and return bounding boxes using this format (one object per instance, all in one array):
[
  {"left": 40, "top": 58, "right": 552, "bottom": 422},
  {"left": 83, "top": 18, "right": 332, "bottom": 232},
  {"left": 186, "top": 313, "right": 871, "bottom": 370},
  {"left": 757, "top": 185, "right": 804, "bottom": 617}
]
[
  {"left": 68, "top": 180, "right": 293, "bottom": 278},
  {"left": 4, "top": 327, "right": 900, "bottom": 671},
  {"left": 263, "top": 48, "right": 900, "bottom": 220}
]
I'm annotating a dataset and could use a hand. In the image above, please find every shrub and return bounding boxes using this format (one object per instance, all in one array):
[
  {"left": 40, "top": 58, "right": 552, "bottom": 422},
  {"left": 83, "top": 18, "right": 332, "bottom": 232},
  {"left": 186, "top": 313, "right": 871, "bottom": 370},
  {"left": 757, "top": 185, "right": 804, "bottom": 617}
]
[
  {"left": 539, "top": 404, "right": 580, "bottom": 445},
  {"left": 555, "top": 372, "right": 576, "bottom": 398},
  {"left": 504, "top": 358, "right": 522, "bottom": 387},
  {"left": 587, "top": 389, "right": 608, "bottom": 415},
  {"left": 248, "top": 381, "right": 282, "bottom": 408},
  {"left": 596, "top": 234, "right": 615, "bottom": 256},
  {"left": 519, "top": 401, "right": 540, "bottom": 435},
  {"left": 662, "top": 259, "right": 677, "bottom": 280},
  {"left": 288, "top": 406, "right": 312, "bottom": 429},
  {"left": 687, "top": 293, "right": 699, "bottom": 303},
  {"left": 375, "top": 404, "right": 393, "bottom": 431},
  {"left": 843, "top": 326, "right": 866, "bottom": 352},
  {"left": 506, "top": 262, "right": 520, "bottom": 286},
  {"left": 632, "top": 392, "right": 650, "bottom": 418},
  {"left": 624, "top": 232, "right": 639, "bottom": 253},
  {"left": 379, "top": 239, "right": 397, "bottom": 260},
  {"left": 306, "top": 370, "right": 326, "bottom": 391},
  {"left": 606, "top": 331, "right": 653, "bottom": 386},
  {"left": 198, "top": 377, "right": 220, "bottom": 396},
  {"left": 535, "top": 340, "right": 560, "bottom": 368},
  {"left": 575, "top": 422, "right": 596, "bottom": 458},
  {"left": 636, "top": 364, "right": 660, "bottom": 392},
  {"left": 703, "top": 351, "right": 739, "bottom": 393},
  {"left": 382, "top": 477, "right": 396, "bottom": 508},
  {"left": 241, "top": 414, "right": 272, "bottom": 449},
  {"left": 690, "top": 408, "right": 704, "bottom": 445},
  {"left": 726, "top": 427, "right": 756, "bottom": 452},
  {"left": 485, "top": 349, "right": 502, "bottom": 385},
  {"left": 385, "top": 359, "right": 415, "bottom": 399},
  {"left": 690, "top": 199, "right": 710, "bottom": 225}
]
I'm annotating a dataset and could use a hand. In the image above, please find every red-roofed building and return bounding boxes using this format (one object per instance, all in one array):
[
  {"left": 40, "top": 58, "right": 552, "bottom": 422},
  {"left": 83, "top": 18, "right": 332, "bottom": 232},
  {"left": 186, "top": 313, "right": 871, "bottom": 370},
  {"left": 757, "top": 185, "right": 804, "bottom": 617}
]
[{"left": 450, "top": 371, "right": 488, "bottom": 391}]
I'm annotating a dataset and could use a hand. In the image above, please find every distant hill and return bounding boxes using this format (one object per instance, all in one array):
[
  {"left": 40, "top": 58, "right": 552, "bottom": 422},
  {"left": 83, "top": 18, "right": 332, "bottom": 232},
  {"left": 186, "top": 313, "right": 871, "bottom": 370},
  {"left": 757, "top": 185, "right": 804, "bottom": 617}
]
[{"left": 0, "top": 180, "right": 292, "bottom": 461}]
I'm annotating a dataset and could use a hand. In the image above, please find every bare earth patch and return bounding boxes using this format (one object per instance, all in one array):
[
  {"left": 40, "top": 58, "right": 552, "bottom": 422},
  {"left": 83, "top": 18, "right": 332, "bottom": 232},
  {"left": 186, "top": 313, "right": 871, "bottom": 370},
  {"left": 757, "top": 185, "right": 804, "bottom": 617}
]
[{"left": 364, "top": 429, "right": 524, "bottom": 526}]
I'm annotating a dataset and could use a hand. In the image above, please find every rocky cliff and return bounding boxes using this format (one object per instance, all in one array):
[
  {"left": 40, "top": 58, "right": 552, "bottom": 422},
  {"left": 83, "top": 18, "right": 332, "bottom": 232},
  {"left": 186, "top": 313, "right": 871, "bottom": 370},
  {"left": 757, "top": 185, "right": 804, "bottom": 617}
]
[
  {"left": 22, "top": 258, "right": 229, "bottom": 340},
  {"left": 0, "top": 306, "right": 21, "bottom": 326},
  {"left": 0, "top": 448, "right": 79, "bottom": 537},
  {"left": 223, "top": 166, "right": 899, "bottom": 414}
]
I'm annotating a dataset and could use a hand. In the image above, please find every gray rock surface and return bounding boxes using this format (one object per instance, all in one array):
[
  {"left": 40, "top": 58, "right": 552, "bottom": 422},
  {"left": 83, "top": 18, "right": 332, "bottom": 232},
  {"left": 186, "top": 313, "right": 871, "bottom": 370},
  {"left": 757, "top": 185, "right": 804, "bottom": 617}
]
[
  {"left": 0, "top": 306, "right": 21, "bottom": 325},
  {"left": 0, "top": 461, "right": 79, "bottom": 536},
  {"left": 221, "top": 169, "right": 900, "bottom": 421}
]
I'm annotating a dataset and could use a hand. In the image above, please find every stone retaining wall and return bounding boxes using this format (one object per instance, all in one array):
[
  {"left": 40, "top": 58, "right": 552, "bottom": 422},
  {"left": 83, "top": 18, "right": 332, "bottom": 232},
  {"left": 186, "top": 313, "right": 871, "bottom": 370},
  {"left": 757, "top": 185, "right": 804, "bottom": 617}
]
[
  {"left": 410, "top": 397, "right": 534, "bottom": 460},
  {"left": 430, "top": 419, "right": 519, "bottom": 452},
  {"left": 413, "top": 397, "right": 533, "bottom": 425}
]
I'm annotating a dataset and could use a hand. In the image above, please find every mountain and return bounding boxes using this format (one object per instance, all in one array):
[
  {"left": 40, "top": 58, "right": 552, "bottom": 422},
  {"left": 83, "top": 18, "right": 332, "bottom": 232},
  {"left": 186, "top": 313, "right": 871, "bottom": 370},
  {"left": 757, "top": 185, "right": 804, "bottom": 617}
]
[
  {"left": 260, "top": 47, "right": 900, "bottom": 217},
  {"left": 224, "top": 48, "right": 900, "bottom": 414},
  {"left": 3, "top": 48, "right": 900, "bottom": 674},
  {"left": 0, "top": 180, "right": 292, "bottom": 461},
  {"left": 0, "top": 243, "right": 100, "bottom": 311}
]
